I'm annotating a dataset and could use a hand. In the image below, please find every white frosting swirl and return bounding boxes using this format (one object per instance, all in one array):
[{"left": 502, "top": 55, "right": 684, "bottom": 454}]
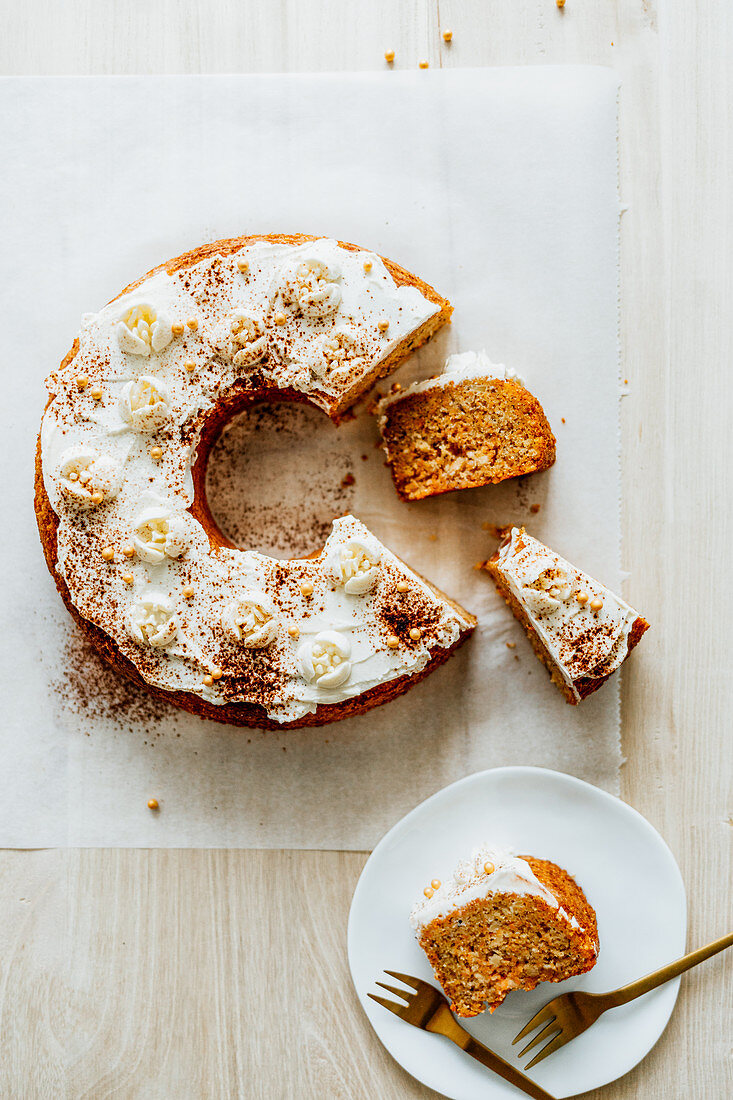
[
  {"left": 117, "top": 303, "right": 173, "bottom": 357},
  {"left": 297, "top": 630, "right": 352, "bottom": 688},
  {"left": 227, "top": 310, "right": 267, "bottom": 369},
  {"left": 328, "top": 537, "right": 381, "bottom": 595},
  {"left": 126, "top": 592, "right": 179, "bottom": 648},
  {"left": 118, "top": 376, "right": 172, "bottom": 432},
  {"left": 132, "top": 501, "right": 192, "bottom": 563},
  {"left": 57, "top": 445, "right": 122, "bottom": 508},
  {"left": 271, "top": 253, "right": 343, "bottom": 319},
  {"left": 222, "top": 591, "right": 278, "bottom": 648}
]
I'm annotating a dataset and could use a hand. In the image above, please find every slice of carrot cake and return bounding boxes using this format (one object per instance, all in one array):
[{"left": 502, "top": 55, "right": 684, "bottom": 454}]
[
  {"left": 485, "top": 527, "right": 649, "bottom": 704},
  {"left": 375, "top": 350, "right": 556, "bottom": 501},
  {"left": 410, "top": 845, "right": 599, "bottom": 1016}
]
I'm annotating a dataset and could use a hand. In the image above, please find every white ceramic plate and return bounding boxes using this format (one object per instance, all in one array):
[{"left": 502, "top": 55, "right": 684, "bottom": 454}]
[{"left": 348, "top": 766, "right": 686, "bottom": 1099}]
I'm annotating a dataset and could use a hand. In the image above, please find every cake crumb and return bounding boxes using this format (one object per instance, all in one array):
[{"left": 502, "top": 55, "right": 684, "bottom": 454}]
[
  {"left": 341, "top": 473, "right": 355, "bottom": 488},
  {"left": 506, "top": 642, "right": 516, "bottom": 649},
  {"left": 529, "top": 503, "right": 541, "bottom": 514},
  {"left": 561, "top": 417, "right": 566, "bottom": 424},
  {"left": 147, "top": 798, "right": 159, "bottom": 810},
  {"left": 384, "top": 50, "right": 395, "bottom": 63}
]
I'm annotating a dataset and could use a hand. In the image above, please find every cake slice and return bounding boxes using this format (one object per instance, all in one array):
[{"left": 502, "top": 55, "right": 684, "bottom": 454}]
[
  {"left": 375, "top": 350, "right": 556, "bottom": 501},
  {"left": 485, "top": 527, "right": 649, "bottom": 704},
  {"left": 410, "top": 846, "right": 599, "bottom": 1016}
]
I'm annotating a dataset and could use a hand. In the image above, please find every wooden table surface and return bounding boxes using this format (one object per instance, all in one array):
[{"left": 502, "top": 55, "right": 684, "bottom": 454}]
[{"left": 2, "top": 2, "right": 731, "bottom": 1097}]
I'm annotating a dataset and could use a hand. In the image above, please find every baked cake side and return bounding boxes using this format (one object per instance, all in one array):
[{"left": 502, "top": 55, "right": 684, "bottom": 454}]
[
  {"left": 484, "top": 527, "right": 649, "bottom": 704},
  {"left": 376, "top": 351, "right": 556, "bottom": 501},
  {"left": 411, "top": 845, "right": 599, "bottom": 1016}
]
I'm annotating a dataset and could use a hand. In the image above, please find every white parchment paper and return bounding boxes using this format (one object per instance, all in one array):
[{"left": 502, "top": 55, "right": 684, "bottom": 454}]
[{"left": 0, "top": 68, "right": 623, "bottom": 847}]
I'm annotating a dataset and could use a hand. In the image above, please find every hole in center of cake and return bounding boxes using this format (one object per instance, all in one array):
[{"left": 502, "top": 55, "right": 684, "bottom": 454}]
[{"left": 205, "top": 402, "right": 357, "bottom": 559}]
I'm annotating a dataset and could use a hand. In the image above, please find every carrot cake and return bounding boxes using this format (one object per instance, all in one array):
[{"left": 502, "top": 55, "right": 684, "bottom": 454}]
[
  {"left": 36, "top": 234, "right": 476, "bottom": 729},
  {"left": 410, "top": 845, "right": 599, "bottom": 1016},
  {"left": 375, "top": 350, "right": 556, "bottom": 501},
  {"left": 485, "top": 527, "right": 649, "bottom": 704}
]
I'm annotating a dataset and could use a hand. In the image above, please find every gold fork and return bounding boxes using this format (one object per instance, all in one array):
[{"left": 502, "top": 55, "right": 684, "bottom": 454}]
[
  {"left": 513, "top": 930, "right": 733, "bottom": 1069},
  {"left": 369, "top": 971, "right": 558, "bottom": 1100}
]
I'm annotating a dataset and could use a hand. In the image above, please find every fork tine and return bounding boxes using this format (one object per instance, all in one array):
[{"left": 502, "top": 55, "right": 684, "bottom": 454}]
[
  {"left": 518, "top": 1020, "right": 560, "bottom": 1058},
  {"left": 375, "top": 981, "right": 412, "bottom": 1002},
  {"left": 367, "top": 993, "right": 406, "bottom": 1017},
  {"left": 512, "top": 1002, "right": 558, "bottom": 1044},
  {"left": 383, "top": 969, "right": 421, "bottom": 991},
  {"left": 525, "top": 1030, "right": 571, "bottom": 1070}
]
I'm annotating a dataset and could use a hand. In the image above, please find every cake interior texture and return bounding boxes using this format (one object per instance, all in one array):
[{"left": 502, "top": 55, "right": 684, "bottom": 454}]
[
  {"left": 380, "top": 377, "right": 556, "bottom": 501},
  {"left": 418, "top": 857, "right": 599, "bottom": 1017}
]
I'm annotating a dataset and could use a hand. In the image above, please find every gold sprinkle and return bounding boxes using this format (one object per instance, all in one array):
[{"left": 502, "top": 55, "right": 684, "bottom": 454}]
[
  {"left": 442, "top": 29, "right": 453, "bottom": 42},
  {"left": 203, "top": 674, "right": 214, "bottom": 687},
  {"left": 122, "top": 573, "right": 134, "bottom": 585},
  {"left": 122, "top": 544, "right": 135, "bottom": 558},
  {"left": 557, "top": 0, "right": 566, "bottom": 7},
  {"left": 90, "top": 492, "right": 103, "bottom": 505},
  {"left": 506, "top": 642, "right": 516, "bottom": 649},
  {"left": 274, "top": 312, "right": 287, "bottom": 326},
  {"left": 184, "top": 361, "right": 196, "bottom": 373},
  {"left": 409, "top": 627, "right": 422, "bottom": 641},
  {"left": 147, "top": 798, "right": 159, "bottom": 811},
  {"left": 577, "top": 592, "right": 589, "bottom": 605},
  {"left": 182, "top": 585, "right": 195, "bottom": 599},
  {"left": 363, "top": 260, "right": 373, "bottom": 273},
  {"left": 431, "top": 878, "right": 441, "bottom": 889},
  {"left": 590, "top": 598, "right": 604, "bottom": 612},
  {"left": 150, "top": 446, "right": 163, "bottom": 461},
  {"left": 212, "top": 668, "right": 223, "bottom": 680},
  {"left": 90, "top": 386, "right": 103, "bottom": 400},
  {"left": 377, "top": 319, "right": 390, "bottom": 332},
  {"left": 384, "top": 50, "right": 395, "bottom": 63},
  {"left": 237, "top": 259, "right": 250, "bottom": 273},
  {"left": 391, "top": 382, "right": 402, "bottom": 392},
  {"left": 186, "top": 317, "right": 198, "bottom": 331},
  {"left": 419, "top": 60, "right": 429, "bottom": 69},
  {"left": 484, "top": 861, "right": 495, "bottom": 875},
  {"left": 386, "top": 635, "right": 400, "bottom": 649},
  {"left": 101, "top": 547, "right": 114, "bottom": 562},
  {"left": 300, "top": 583, "right": 314, "bottom": 597},
  {"left": 288, "top": 625, "right": 299, "bottom": 638},
  {"left": 76, "top": 375, "right": 88, "bottom": 390},
  {"left": 423, "top": 886, "right": 434, "bottom": 898},
  {"left": 171, "top": 322, "right": 184, "bottom": 336},
  {"left": 396, "top": 581, "right": 409, "bottom": 593}
]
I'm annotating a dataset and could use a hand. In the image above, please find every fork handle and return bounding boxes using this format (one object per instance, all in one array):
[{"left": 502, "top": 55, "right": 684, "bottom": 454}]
[
  {"left": 427, "top": 1003, "right": 558, "bottom": 1100},
  {"left": 606, "top": 930, "right": 733, "bottom": 1008}
]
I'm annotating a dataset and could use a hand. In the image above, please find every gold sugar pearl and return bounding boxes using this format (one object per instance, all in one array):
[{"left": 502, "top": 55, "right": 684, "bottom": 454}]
[
  {"left": 409, "top": 627, "right": 422, "bottom": 641},
  {"left": 202, "top": 674, "right": 214, "bottom": 687},
  {"left": 484, "top": 861, "right": 495, "bottom": 875},
  {"left": 391, "top": 382, "right": 402, "bottom": 393},
  {"left": 150, "top": 446, "right": 163, "bottom": 461},
  {"left": 184, "top": 361, "right": 196, "bottom": 373},
  {"left": 76, "top": 375, "right": 88, "bottom": 390},
  {"left": 90, "top": 492, "right": 103, "bottom": 505},
  {"left": 122, "top": 544, "right": 136, "bottom": 558},
  {"left": 101, "top": 547, "right": 114, "bottom": 562},
  {"left": 386, "top": 635, "right": 400, "bottom": 648},
  {"left": 443, "top": 29, "right": 453, "bottom": 42},
  {"left": 423, "top": 886, "right": 434, "bottom": 898},
  {"left": 363, "top": 260, "right": 373, "bottom": 273},
  {"left": 590, "top": 598, "right": 604, "bottom": 612},
  {"left": 384, "top": 50, "right": 395, "bottom": 63},
  {"left": 90, "top": 386, "right": 103, "bottom": 401},
  {"left": 147, "top": 798, "right": 159, "bottom": 810},
  {"left": 377, "top": 319, "right": 390, "bottom": 332},
  {"left": 431, "top": 878, "right": 441, "bottom": 890},
  {"left": 288, "top": 625, "right": 300, "bottom": 638},
  {"left": 171, "top": 322, "right": 184, "bottom": 336},
  {"left": 274, "top": 312, "right": 287, "bottom": 326},
  {"left": 186, "top": 317, "right": 199, "bottom": 331},
  {"left": 122, "top": 573, "right": 134, "bottom": 585},
  {"left": 182, "top": 585, "right": 195, "bottom": 599},
  {"left": 419, "top": 60, "right": 429, "bottom": 69},
  {"left": 237, "top": 259, "right": 250, "bottom": 273},
  {"left": 300, "top": 583, "right": 314, "bottom": 597},
  {"left": 577, "top": 592, "right": 589, "bottom": 605},
  {"left": 212, "top": 668, "right": 223, "bottom": 680},
  {"left": 396, "top": 581, "right": 409, "bottom": 593}
]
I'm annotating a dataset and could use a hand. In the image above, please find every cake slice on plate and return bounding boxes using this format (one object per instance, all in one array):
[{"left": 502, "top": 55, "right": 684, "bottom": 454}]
[
  {"left": 375, "top": 350, "right": 555, "bottom": 501},
  {"left": 410, "top": 845, "right": 599, "bottom": 1016},
  {"left": 484, "top": 527, "right": 649, "bottom": 704}
]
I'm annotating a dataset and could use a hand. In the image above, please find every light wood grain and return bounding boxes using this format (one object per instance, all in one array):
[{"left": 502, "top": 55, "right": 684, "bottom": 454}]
[{"left": 1, "top": 1, "right": 731, "bottom": 1096}]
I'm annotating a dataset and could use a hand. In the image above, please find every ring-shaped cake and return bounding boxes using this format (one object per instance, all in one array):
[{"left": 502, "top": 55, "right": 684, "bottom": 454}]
[{"left": 36, "top": 235, "right": 476, "bottom": 728}]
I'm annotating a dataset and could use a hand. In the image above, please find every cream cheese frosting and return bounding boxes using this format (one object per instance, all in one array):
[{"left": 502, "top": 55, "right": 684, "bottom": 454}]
[
  {"left": 409, "top": 844, "right": 583, "bottom": 932},
  {"left": 494, "top": 528, "right": 641, "bottom": 699},
  {"left": 40, "top": 238, "right": 471, "bottom": 723}
]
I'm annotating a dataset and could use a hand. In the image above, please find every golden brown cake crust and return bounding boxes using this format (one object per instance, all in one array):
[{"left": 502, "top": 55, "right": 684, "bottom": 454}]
[
  {"left": 380, "top": 377, "right": 556, "bottom": 502},
  {"left": 483, "top": 543, "right": 649, "bottom": 704},
  {"left": 35, "top": 234, "right": 471, "bottom": 729}
]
